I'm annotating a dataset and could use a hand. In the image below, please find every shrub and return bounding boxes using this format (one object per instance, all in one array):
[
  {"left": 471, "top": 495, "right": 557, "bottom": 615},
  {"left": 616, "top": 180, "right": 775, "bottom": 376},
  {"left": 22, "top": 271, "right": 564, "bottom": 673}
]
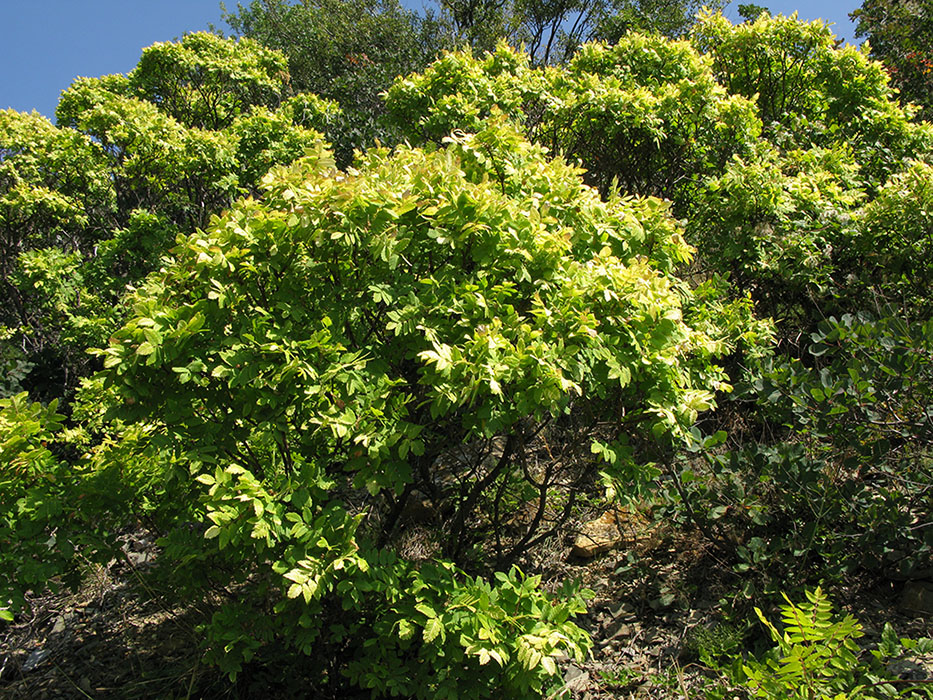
[
  {"left": 94, "top": 122, "right": 741, "bottom": 693},
  {"left": 665, "top": 312, "right": 933, "bottom": 594}
]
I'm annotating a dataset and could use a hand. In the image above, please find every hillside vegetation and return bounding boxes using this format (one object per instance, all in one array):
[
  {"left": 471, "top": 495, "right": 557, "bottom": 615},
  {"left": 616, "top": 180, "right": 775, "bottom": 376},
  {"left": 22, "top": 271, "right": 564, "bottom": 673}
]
[{"left": 1, "top": 7, "right": 931, "bottom": 698}]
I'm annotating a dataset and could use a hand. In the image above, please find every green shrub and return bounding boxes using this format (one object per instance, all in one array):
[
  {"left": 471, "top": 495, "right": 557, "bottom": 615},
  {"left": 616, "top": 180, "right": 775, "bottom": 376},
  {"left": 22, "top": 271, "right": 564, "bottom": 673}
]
[
  {"left": 91, "top": 121, "right": 743, "bottom": 693},
  {"left": 664, "top": 311, "right": 933, "bottom": 595},
  {"left": 1, "top": 33, "right": 336, "bottom": 401},
  {"left": 385, "top": 36, "right": 759, "bottom": 208},
  {"left": 0, "top": 393, "right": 132, "bottom": 619}
]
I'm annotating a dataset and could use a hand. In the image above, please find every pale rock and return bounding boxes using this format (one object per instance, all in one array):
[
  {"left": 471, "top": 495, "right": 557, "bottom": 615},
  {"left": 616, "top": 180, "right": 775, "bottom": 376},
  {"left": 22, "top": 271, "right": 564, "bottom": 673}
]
[{"left": 571, "top": 508, "right": 653, "bottom": 558}]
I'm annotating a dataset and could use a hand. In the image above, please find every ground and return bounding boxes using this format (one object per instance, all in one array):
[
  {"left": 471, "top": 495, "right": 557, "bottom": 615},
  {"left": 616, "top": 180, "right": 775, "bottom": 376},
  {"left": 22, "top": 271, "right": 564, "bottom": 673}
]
[{"left": 1, "top": 522, "right": 930, "bottom": 698}]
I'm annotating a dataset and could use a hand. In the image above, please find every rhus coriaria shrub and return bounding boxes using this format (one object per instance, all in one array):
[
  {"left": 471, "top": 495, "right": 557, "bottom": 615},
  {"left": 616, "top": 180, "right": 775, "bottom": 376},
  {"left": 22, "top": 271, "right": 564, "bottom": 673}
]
[
  {"left": 0, "top": 392, "right": 132, "bottom": 621},
  {"left": 691, "top": 10, "right": 933, "bottom": 189},
  {"left": 0, "top": 394, "right": 73, "bottom": 620},
  {"left": 853, "top": 161, "right": 933, "bottom": 316},
  {"left": 94, "top": 122, "right": 740, "bottom": 695},
  {"left": 689, "top": 144, "right": 865, "bottom": 323},
  {"left": 385, "top": 14, "right": 933, "bottom": 335}
]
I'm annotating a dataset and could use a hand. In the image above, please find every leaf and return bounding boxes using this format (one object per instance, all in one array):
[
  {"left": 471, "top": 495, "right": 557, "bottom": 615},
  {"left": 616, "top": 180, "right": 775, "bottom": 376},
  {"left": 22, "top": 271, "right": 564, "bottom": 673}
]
[
  {"left": 423, "top": 617, "right": 444, "bottom": 644},
  {"left": 204, "top": 525, "right": 221, "bottom": 539},
  {"left": 709, "top": 505, "right": 728, "bottom": 520},
  {"left": 283, "top": 569, "right": 306, "bottom": 583},
  {"left": 211, "top": 365, "right": 233, "bottom": 379},
  {"left": 398, "top": 618, "right": 415, "bottom": 640}
]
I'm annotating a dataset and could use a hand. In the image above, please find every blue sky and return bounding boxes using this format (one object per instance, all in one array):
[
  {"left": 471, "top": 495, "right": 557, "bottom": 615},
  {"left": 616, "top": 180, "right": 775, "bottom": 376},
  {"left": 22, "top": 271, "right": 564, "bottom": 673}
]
[
  {"left": 1, "top": 0, "right": 862, "bottom": 121},
  {"left": 0, "top": 1, "right": 227, "bottom": 118}
]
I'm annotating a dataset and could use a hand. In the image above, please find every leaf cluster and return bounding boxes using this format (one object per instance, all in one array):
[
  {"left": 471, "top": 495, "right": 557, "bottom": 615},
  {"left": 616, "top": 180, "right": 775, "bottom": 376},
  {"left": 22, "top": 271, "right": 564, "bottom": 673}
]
[
  {"left": 741, "top": 588, "right": 933, "bottom": 699},
  {"left": 0, "top": 32, "right": 336, "bottom": 401}
]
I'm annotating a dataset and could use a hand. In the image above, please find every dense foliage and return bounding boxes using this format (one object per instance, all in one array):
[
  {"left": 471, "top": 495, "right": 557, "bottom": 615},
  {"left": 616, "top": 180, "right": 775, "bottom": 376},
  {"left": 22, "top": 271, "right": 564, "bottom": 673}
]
[
  {"left": 91, "top": 118, "right": 744, "bottom": 694},
  {"left": 853, "top": 0, "right": 933, "bottom": 120},
  {"left": 2, "top": 8, "right": 932, "bottom": 699},
  {"left": 223, "top": 0, "right": 442, "bottom": 165},
  {"left": 0, "top": 32, "right": 335, "bottom": 401},
  {"left": 386, "top": 11, "right": 933, "bottom": 327},
  {"left": 222, "top": 0, "right": 719, "bottom": 166}
]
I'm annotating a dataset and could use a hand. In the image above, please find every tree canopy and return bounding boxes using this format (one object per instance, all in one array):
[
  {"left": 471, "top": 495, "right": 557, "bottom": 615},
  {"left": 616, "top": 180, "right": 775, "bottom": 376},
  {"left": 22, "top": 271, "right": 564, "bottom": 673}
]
[{"left": 853, "top": 0, "right": 933, "bottom": 120}]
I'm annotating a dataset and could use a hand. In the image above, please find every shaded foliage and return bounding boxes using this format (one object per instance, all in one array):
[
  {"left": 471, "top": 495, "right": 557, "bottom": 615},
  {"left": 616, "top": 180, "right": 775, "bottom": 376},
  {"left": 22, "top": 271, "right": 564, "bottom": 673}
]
[{"left": 853, "top": 0, "right": 933, "bottom": 121}]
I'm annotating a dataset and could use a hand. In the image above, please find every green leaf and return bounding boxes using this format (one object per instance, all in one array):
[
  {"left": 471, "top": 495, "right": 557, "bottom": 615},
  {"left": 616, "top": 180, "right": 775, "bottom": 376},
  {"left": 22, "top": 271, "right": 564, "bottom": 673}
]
[
  {"left": 398, "top": 619, "right": 415, "bottom": 640},
  {"left": 424, "top": 617, "right": 444, "bottom": 644}
]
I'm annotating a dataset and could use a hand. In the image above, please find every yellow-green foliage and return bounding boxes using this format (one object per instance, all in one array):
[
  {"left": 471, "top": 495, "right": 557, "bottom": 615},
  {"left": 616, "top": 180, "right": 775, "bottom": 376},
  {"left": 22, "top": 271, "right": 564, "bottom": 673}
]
[{"left": 94, "top": 122, "right": 740, "bottom": 694}]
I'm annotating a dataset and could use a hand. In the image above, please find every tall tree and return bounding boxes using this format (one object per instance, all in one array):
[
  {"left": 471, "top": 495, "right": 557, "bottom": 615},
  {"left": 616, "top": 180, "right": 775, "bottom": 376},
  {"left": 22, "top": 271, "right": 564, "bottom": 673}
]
[
  {"left": 222, "top": 0, "right": 444, "bottom": 164},
  {"left": 444, "top": 0, "right": 717, "bottom": 62},
  {"left": 852, "top": 0, "right": 933, "bottom": 120}
]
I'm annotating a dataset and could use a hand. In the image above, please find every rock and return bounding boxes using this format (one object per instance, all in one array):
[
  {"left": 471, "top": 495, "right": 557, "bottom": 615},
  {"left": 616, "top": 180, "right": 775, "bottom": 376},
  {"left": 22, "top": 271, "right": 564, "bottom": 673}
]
[
  {"left": 571, "top": 508, "right": 652, "bottom": 558},
  {"left": 22, "top": 648, "right": 50, "bottom": 673},
  {"left": 563, "top": 666, "right": 590, "bottom": 692},
  {"left": 127, "top": 550, "right": 153, "bottom": 567},
  {"left": 51, "top": 615, "right": 67, "bottom": 635},
  {"left": 572, "top": 511, "right": 620, "bottom": 558},
  {"left": 564, "top": 663, "right": 586, "bottom": 682},
  {"left": 900, "top": 581, "right": 933, "bottom": 615}
]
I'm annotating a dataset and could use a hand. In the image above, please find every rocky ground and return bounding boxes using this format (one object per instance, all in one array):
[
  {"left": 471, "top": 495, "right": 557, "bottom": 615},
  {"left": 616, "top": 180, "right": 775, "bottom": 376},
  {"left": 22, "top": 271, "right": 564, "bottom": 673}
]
[{"left": 2, "top": 519, "right": 931, "bottom": 699}]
